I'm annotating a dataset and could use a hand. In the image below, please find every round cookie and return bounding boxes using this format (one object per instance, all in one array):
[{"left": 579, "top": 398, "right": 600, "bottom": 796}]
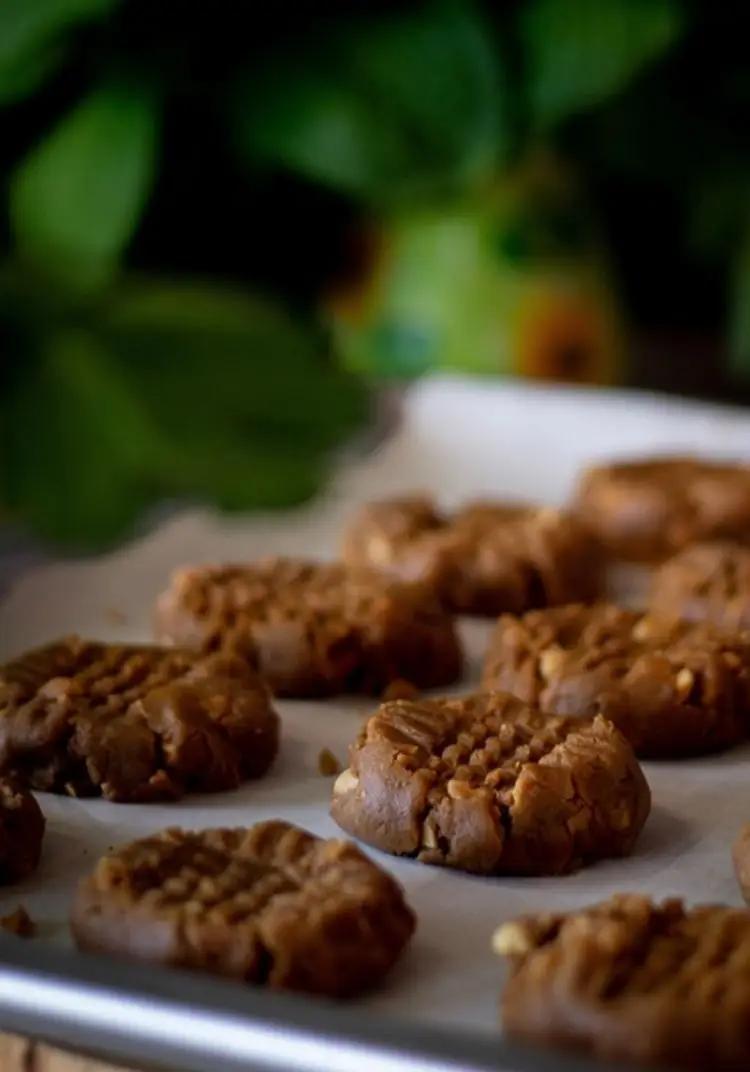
[
  {"left": 154, "top": 557, "right": 462, "bottom": 697},
  {"left": 0, "top": 779, "right": 44, "bottom": 882},
  {"left": 331, "top": 692, "right": 650, "bottom": 875},
  {"left": 482, "top": 603, "right": 750, "bottom": 757},
  {"left": 342, "top": 496, "right": 603, "bottom": 616},
  {"left": 651, "top": 541, "right": 750, "bottom": 631},
  {"left": 0, "top": 638, "right": 279, "bottom": 801},
  {"left": 495, "top": 894, "right": 750, "bottom": 1070},
  {"left": 71, "top": 820, "right": 415, "bottom": 997},
  {"left": 573, "top": 456, "right": 750, "bottom": 561}
]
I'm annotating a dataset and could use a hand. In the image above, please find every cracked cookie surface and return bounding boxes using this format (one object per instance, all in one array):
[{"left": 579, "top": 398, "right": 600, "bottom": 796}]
[
  {"left": 0, "top": 778, "right": 44, "bottom": 882},
  {"left": 496, "top": 894, "right": 750, "bottom": 1070},
  {"left": 331, "top": 692, "right": 650, "bottom": 875},
  {"left": 651, "top": 541, "right": 750, "bottom": 631},
  {"left": 154, "top": 557, "right": 462, "bottom": 697},
  {"left": 342, "top": 496, "right": 602, "bottom": 616},
  {"left": 0, "top": 638, "right": 279, "bottom": 801},
  {"left": 71, "top": 820, "right": 415, "bottom": 996},
  {"left": 483, "top": 603, "right": 750, "bottom": 757},
  {"left": 573, "top": 456, "right": 750, "bottom": 561}
]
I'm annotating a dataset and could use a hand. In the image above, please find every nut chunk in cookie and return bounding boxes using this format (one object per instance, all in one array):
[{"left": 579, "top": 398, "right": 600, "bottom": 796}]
[
  {"left": 331, "top": 692, "right": 649, "bottom": 875},
  {"left": 483, "top": 603, "right": 750, "bottom": 757},
  {"left": 154, "top": 558, "right": 462, "bottom": 697},
  {"left": 573, "top": 456, "right": 750, "bottom": 561},
  {"left": 342, "top": 496, "right": 603, "bottom": 616},
  {"left": 651, "top": 541, "right": 750, "bottom": 631},
  {"left": 496, "top": 894, "right": 750, "bottom": 1070},
  {"left": 71, "top": 821, "right": 415, "bottom": 997},
  {"left": 0, "top": 638, "right": 279, "bottom": 801},
  {"left": 0, "top": 779, "right": 44, "bottom": 882}
]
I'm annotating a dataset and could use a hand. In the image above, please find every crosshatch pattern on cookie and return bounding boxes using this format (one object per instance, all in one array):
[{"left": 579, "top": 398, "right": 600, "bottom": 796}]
[
  {"left": 496, "top": 894, "right": 750, "bottom": 1069},
  {"left": 331, "top": 692, "right": 650, "bottom": 875},
  {"left": 154, "top": 557, "right": 462, "bottom": 696},
  {"left": 71, "top": 821, "right": 415, "bottom": 997},
  {"left": 0, "top": 638, "right": 279, "bottom": 801}
]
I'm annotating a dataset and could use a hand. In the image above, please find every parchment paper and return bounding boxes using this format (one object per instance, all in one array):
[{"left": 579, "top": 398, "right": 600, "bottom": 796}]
[{"left": 1, "top": 374, "right": 749, "bottom": 1036}]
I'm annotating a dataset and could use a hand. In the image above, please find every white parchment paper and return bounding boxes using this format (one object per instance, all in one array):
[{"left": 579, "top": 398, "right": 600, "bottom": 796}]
[{"left": 1, "top": 374, "right": 749, "bottom": 1036}]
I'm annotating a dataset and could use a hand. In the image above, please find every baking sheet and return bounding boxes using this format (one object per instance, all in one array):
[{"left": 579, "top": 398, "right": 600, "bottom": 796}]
[{"left": 1, "top": 373, "right": 750, "bottom": 1041}]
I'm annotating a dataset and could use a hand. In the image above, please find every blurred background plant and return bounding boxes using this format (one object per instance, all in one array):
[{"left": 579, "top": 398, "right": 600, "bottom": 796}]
[{"left": 1, "top": 0, "right": 748, "bottom": 547}]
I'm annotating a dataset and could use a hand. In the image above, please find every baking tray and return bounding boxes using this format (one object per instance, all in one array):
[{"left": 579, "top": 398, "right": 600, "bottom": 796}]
[{"left": 1, "top": 374, "right": 749, "bottom": 1072}]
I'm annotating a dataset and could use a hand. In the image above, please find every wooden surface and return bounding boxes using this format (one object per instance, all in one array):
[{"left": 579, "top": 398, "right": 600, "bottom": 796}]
[{"left": 0, "top": 1034, "right": 139, "bottom": 1071}]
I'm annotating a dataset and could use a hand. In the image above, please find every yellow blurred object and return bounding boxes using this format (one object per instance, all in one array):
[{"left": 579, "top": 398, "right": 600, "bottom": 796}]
[
  {"left": 515, "top": 279, "right": 623, "bottom": 383},
  {"left": 324, "top": 151, "right": 626, "bottom": 384}
]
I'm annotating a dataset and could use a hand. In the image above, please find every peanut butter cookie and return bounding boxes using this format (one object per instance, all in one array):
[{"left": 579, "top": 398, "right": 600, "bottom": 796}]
[
  {"left": 71, "top": 821, "right": 415, "bottom": 997},
  {"left": 331, "top": 692, "right": 650, "bottom": 875},
  {"left": 0, "top": 779, "right": 44, "bottom": 882},
  {"left": 651, "top": 541, "right": 750, "bottom": 631},
  {"left": 0, "top": 638, "right": 279, "bottom": 801},
  {"left": 342, "top": 496, "right": 602, "bottom": 616},
  {"left": 483, "top": 603, "right": 750, "bottom": 757},
  {"left": 496, "top": 894, "right": 750, "bottom": 1069},
  {"left": 155, "top": 557, "right": 462, "bottom": 697},
  {"left": 573, "top": 456, "right": 750, "bottom": 561}
]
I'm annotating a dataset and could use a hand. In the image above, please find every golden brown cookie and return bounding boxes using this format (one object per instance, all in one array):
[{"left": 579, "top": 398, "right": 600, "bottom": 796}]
[
  {"left": 0, "top": 638, "right": 279, "bottom": 801},
  {"left": 342, "top": 496, "right": 603, "bottom": 616},
  {"left": 154, "top": 557, "right": 462, "bottom": 697},
  {"left": 651, "top": 541, "right": 750, "bottom": 631},
  {"left": 482, "top": 603, "right": 750, "bottom": 757},
  {"left": 71, "top": 820, "right": 415, "bottom": 997},
  {"left": 573, "top": 456, "right": 750, "bottom": 561},
  {"left": 0, "top": 779, "right": 44, "bottom": 882},
  {"left": 495, "top": 894, "right": 750, "bottom": 1070},
  {"left": 331, "top": 692, "right": 649, "bottom": 875}
]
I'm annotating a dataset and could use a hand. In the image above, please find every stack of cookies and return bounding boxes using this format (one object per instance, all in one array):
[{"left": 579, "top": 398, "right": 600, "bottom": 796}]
[{"left": 3, "top": 452, "right": 750, "bottom": 1067}]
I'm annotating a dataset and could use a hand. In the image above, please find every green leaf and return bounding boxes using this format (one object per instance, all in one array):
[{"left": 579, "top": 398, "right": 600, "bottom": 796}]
[
  {"left": 0, "top": 0, "right": 119, "bottom": 105},
  {"left": 10, "top": 78, "right": 159, "bottom": 288},
  {"left": 0, "top": 330, "right": 159, "bottom": 545},
  {"left": 233, "top": 1, "right": 505, "bottom": 203},
  {"left": 521, "top": 0, "right": 685, "bottom": 128},
  {"left": 103, "top": 279, "right": 367, "bottom": 446},
  {"left": 0, "top": 273, "right": 368, "bottom": 547},
  {"left": 104, "top": 281, "right": 368, "bottom": 508}
]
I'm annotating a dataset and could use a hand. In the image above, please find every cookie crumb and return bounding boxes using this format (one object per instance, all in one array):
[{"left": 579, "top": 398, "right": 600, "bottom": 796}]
[
  {"left": 382, "top": 678, "right": 419, "bottom": 702},
  {"left": 1, "top": 905, "right": 35, "bottom": 937},
  {"left": 104, "top": 607, "right": 128, "bottom": 625},
  {"left": 318, "top": 748, "right": 341, "bottom": 776}
]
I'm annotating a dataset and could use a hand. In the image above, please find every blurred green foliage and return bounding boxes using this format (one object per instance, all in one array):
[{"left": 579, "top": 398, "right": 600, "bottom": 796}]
[
  {"left": 1, "top": 0, "right": 748, "bottom": 545},
  {"left": 520, "top": 0, "right": 683, "bottom": 129},
  {"left": 0, "top": 272, "right": 366, "bottom": 545},
  {"left": 0, "top": 0, "right": 368, "bottom": 548},
  {"left": 234, "top": 3, "right": 507, "bottom": 206},
  {"left": 11, "top": 77, "right": 159, "bottom": 287}
]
